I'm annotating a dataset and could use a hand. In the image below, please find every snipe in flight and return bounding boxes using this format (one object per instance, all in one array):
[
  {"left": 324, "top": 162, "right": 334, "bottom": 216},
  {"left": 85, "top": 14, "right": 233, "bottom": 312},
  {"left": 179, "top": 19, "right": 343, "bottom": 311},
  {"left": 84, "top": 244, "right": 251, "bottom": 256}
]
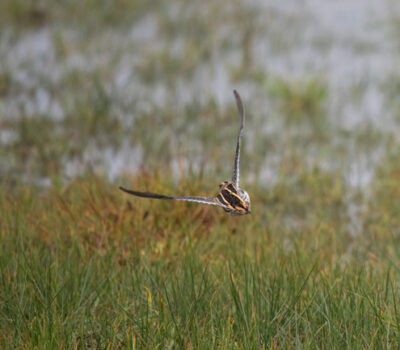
[{"left": 120, "top": 90, "right": 251, "bottom": 215}]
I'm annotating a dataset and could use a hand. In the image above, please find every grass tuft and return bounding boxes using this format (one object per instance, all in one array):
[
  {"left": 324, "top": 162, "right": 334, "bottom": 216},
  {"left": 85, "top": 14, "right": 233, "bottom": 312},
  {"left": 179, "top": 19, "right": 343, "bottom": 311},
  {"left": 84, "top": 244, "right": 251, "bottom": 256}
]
[{"left": 1, "top": 166, "right": 400, "bottom": 347}]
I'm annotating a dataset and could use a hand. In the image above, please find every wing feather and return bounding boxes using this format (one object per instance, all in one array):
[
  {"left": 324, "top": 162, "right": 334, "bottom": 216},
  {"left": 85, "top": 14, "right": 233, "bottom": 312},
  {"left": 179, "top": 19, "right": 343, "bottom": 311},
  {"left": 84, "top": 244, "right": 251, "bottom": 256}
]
[
  {"left": 119, "top": 187, "right": 223, "bottom": 207},
  {"left": 231, "top": 90, "right": 245, "bottom": 187}
]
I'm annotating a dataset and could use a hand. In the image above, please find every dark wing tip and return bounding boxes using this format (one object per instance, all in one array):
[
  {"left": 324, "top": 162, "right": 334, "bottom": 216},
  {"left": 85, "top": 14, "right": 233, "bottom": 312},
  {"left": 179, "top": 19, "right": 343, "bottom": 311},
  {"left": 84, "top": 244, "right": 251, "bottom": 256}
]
[
  {"left": 233, "top": 89, "right": 241, "bottom": 102},
  {"left": 119, "top": 186, "right": 172, "bottom": 200},
  {"left": 233, "top": 90, "right": 244, "bottom": 120},
  {"left": 119, "top": 186, "right": 141, "bottom": 196}
]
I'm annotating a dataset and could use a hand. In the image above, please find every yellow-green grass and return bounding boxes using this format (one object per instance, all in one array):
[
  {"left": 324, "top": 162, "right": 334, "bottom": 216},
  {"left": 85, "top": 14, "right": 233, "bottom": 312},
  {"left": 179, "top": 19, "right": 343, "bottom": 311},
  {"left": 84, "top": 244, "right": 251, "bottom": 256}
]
[
  {"left": 1, "top": 161, "right": 400, "bottom": 349},
  {"left": 1, "top": 0, "right": 400, "bottom": 347}
]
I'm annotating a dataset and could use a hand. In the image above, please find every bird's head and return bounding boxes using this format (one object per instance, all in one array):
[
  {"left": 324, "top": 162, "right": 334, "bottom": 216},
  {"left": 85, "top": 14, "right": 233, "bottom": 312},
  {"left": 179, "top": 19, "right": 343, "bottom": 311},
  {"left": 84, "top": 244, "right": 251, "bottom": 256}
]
[{"left": 238, "top": 188, "right": 251, "bottom": 214}]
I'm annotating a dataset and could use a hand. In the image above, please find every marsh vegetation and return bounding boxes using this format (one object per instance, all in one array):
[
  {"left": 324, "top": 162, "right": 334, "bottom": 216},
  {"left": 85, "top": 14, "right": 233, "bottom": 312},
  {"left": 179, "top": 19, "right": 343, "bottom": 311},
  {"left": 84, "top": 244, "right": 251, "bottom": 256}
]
[{"left": 1, "top": 0, "right": 400, "bottom": 348}]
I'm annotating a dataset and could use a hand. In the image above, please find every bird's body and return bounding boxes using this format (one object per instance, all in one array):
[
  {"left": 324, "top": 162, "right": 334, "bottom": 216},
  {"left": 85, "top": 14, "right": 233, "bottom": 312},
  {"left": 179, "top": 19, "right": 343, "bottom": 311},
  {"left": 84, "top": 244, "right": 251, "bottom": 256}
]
[
  {"left": 120, "top": 90, "right": 251, "bottom": 216},
  {"left": 119, "top": 180, "right": 250, "bottom": 215},
  {"left": 215, "top": 181, "right": 250, "bottom": 215}
]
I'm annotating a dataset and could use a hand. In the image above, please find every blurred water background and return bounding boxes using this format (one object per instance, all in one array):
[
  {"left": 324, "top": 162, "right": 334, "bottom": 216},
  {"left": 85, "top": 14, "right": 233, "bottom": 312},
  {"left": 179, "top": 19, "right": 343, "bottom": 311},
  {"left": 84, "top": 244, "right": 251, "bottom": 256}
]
[{"left": 1, "top": 0, "right": 400, "bottom": 191}]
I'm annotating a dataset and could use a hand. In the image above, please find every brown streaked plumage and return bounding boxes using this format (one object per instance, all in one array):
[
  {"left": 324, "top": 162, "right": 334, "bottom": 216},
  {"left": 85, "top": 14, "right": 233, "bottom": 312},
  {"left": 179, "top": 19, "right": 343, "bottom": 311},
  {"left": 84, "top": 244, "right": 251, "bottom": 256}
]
[
  {"left": 215, "top": 181, "right": 250, "bottom": 215},
  {"left": 119, "top": 90, "right": 251, "bottom": 216}
]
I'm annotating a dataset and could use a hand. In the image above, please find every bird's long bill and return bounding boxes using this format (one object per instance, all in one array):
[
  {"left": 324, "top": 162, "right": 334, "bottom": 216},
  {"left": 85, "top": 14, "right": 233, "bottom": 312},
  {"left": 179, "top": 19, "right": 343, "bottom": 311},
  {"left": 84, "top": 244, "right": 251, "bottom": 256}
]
[{"left": 119, "top": 187, "right": 221, "bottom": 206}]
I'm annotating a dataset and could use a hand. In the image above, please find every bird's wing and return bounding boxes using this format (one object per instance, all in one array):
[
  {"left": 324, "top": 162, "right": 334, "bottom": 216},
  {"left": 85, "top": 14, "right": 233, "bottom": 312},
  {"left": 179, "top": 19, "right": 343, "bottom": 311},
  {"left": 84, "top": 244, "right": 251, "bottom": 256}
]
[
  {"left": 231, "top": 90, "right": 245, "bottom": 188},
  {"left": 119, "top": 187, "right": 223, "bottom": 207}
]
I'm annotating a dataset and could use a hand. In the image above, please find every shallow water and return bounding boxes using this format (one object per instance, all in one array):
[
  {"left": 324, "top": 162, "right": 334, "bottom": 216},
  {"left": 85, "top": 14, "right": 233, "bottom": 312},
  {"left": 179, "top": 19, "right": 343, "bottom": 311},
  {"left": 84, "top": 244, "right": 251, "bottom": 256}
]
[{"left": 1, "top": 0, "right": 399, "bottom": 190}]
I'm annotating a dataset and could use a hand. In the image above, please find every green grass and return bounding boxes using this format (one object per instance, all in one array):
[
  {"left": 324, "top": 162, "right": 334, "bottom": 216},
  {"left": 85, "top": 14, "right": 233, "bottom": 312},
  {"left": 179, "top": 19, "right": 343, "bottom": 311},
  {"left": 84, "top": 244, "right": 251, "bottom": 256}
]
[
  {"left": 0, "top": 0, "right": 158, "bottom": 29},
  {"left": 268, "top": 76, "right": 328, "bottom": 132},
  {"left": 1, "top": 161, "right": 400, "bottom": 348},
  {"left": 2, "top": 0, "right": 400, "bottom": 347}
]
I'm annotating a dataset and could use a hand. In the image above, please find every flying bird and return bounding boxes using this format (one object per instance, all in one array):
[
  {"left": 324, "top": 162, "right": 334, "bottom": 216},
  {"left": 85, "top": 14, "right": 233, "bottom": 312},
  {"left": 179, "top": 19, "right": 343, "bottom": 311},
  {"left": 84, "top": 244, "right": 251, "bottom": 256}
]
[{"left": 120, "top": 90, "right": 251, "bottom": 215}]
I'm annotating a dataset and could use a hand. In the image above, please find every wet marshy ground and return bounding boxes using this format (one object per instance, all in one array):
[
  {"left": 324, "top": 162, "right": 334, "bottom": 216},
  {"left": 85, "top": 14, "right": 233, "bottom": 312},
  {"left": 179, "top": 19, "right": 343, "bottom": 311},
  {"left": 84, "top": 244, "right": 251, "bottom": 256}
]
[
  {"left": 1, "top": 0, "right": 400, "bottom": 189},
  {"left": 2, "top": 2, "right": 400, "bottom": 347}
]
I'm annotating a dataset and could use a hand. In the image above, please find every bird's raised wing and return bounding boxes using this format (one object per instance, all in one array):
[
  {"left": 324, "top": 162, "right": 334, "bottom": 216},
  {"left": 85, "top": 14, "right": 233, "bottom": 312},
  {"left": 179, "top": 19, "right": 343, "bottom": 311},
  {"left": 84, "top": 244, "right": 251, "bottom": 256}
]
[
  {"left": 231, "top": 90, "right": 245, "bottom": 187},
  {"left": 119, "top": 187, "right": 223, "bottom": 207}
]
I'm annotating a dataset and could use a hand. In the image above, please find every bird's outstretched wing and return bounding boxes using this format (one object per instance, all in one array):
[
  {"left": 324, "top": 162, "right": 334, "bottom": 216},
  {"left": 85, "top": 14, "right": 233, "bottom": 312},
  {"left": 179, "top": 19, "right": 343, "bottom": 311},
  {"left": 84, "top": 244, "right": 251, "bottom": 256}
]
[
  {"left": 119, "top": 187, "right": 223, "bottom": 207},
  {"left": 231, "top": 90, "right": 245, "bottom": 188}
]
